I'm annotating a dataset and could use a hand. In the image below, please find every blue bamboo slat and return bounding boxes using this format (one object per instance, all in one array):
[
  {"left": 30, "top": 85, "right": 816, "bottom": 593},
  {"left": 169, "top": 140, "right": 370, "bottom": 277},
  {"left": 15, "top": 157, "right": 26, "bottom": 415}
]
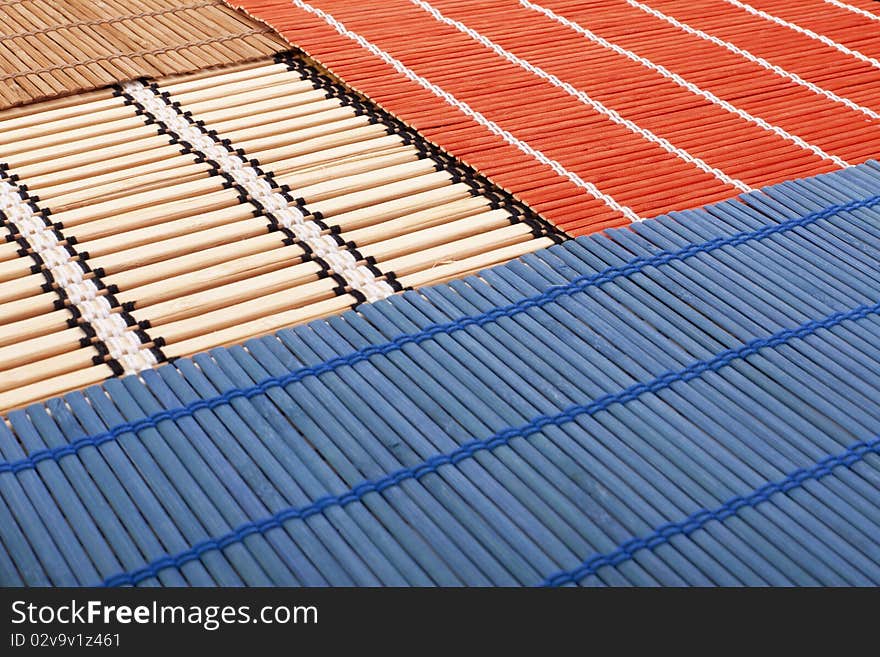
[{"left": 1, "top": 160, "right": 879, "bottom": 586}]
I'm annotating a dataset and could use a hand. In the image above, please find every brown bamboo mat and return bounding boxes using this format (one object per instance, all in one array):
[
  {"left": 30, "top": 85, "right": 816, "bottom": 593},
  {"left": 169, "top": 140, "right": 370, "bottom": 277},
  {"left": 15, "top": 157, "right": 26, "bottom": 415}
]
[
  {"left": 0, "top": 0, "right": 288, "bottom": 109},
  {"left": 0, "top": 53, "right": 560, "bottom": 413}
]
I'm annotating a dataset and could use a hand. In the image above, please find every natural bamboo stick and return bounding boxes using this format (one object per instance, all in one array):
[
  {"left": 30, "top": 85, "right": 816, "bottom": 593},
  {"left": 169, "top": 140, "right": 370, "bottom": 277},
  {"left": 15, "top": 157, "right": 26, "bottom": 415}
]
[
  {"left": 0, "top": 363, "right": 114, "bottom": 416},
  {"left": 0, "top": 90, "right": 117, "bottom": 132},
  {"left": 0, "top": 102, "right": 133, "bottom": 145},
  {"left": 1, "top": 114, "right": 149, "bottom": 157},
  {"left": 345, "top": 196, "right": 490, "bottom": 245},
  {"left": 397, "top": 238, "right": 554, "bottom": 290},
  {"left": 198, "top": 90, "right": 332, "bottom": 127},
  {"left": 115, "top": 242, "right": 313, "bottom": 307},
  {"left": 0, "top": 308, "right": 74, "bottom": 347},
  {"left": 65, "top": 189, "right": 244, "bottom": 240},
  {"left": 0, "top": 326, "right": 93, "bottom": 375},
  {"left": 50, "top": 176, "right": 229, "bottom": 227},
  {"left": 381, "top": 223, "right": 537, "bottom": 277},
  {"left": 358, "top": 209, "right": 513, "bottom": 262},
  {"left": 319, "top": 182, "right": 476, "bottom": 231},
  {"left": 161, "top": 294, "right": 354, "bottom": 359},
  {"left": 0, "top": 257, "right": 35, "bottom": 284},
  {"left": 4, "top": 124, "right": 161, "bottom": 167},
  {"left": 31, "top": 158, "right": 210, "bottom": 211},
  {"left": 80, "top": 206, "right": 262, "bottom": 256},
  {"left": 12, "top": 139, "right": 183, "bottom": 180},
  {"left": 134, "top": 259, "right": 325, "bottom": 325},
  {"left": 0, "top": 290, "right": 63, "bottom": 325},
  {"left": 149, "top": 276, "right": 340, "bottom": 341},
  {"left": 159, "top": 61, "right": 289, "bottom": 94},
  {"left": 0, "top": 270, "right": 46, "bottom": 304}
]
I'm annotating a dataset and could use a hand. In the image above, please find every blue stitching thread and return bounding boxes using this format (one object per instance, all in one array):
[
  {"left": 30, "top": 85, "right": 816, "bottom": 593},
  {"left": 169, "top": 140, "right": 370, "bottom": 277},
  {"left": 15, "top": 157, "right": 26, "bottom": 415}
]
[
  {"left": 99, "top": 299, "right": 880, "bottom": 586},
  {"left": 540, "top": 433, "right": 880, "bottom": 586},
  {"left": 3, "top": 193, "right": 880, "bottom": 477}
]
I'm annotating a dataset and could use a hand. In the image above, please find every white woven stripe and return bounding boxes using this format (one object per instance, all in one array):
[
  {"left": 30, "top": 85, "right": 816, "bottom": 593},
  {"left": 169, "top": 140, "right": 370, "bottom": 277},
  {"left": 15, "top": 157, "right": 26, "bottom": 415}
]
[
  {"left": 291, "top": 0, "right": 642, "bottom": 222},
  {"left": 520, "top": 0, "right": 850, "bottom": 168},
  {"left": 824, "top": 0, "right": 880, "bottom": 21},
  {"left": 723, "top": 0, "right": 880, "bottom": 70},
  {"left": 628, "top": 0, "right": 880, "bottom": 121},
  {"left": 122, "top": 80, "right": 394, "bottom": 303},
  {"left": 412, "top": 0, "right": 751, "bottom": 192},
  {"left": 0, "top": 179, "right": 157, "bottom": 373}
]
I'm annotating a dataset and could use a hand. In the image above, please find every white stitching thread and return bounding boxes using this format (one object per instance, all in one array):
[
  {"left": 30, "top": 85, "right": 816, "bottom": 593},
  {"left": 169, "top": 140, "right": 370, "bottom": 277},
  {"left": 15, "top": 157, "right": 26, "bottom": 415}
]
[
  {"left": 411, "top": 0, "right": 751, "bottom": 192},
  {"left": 824, "top": 0, "right": 880, "bottom": 22},
  {"left": 627, "top": 0, "right": 880, "bottom": 121},
  {"left": 291, "top": 0, "right": 642, "bottom": 222},
  {"left": 0, "top": 179, "right": 157, "bottom": 373},
  {"left": 519, "top": 0, "right": 850, "bottom": 168},
  {"left": 723, "top": 0, "right": 880, "bottom": 70},
  {"left": 122, "top": 80, "right": 395, "bottom": 303}
]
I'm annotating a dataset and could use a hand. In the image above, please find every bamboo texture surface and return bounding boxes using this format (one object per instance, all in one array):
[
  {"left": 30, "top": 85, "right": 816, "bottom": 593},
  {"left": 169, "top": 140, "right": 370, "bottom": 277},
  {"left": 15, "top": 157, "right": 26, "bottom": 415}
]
[
  {"left": 0, "top": 0, "right": 287, "bottom": 108},
  {"left": 0, "top": 53, "right": 560, "bottom": 413},
  {"left": 1, "top": 160, "right": 879, "bottom": 586},
  {"left": 225, "top": 0, "right": 880, "bottom": 235}
]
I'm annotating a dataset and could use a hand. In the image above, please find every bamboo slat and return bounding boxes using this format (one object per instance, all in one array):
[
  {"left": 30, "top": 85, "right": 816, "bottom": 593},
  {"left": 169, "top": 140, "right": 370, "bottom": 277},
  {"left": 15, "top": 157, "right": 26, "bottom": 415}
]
[
  {"left": 0, "top": 52, "right": 560, "bottom": 413},
  {"left": 0, "top": 0, "right": 288, "bottom": 109}
]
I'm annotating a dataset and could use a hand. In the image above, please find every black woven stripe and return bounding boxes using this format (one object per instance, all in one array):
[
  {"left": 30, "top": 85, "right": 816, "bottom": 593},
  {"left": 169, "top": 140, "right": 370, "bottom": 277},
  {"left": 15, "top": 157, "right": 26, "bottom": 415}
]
[
  {"left": 274, "top": 50, "right": 566, "bottom": 245},
  {"left": 114, "top": 80, "right": 366, "bottom": 304}
]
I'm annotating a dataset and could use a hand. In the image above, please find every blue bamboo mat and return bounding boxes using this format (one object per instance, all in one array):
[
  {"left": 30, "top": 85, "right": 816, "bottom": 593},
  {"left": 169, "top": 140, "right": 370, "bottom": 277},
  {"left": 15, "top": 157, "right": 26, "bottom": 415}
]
[{"left": 2, "top": 159, "right": 880, "bottom": 586}]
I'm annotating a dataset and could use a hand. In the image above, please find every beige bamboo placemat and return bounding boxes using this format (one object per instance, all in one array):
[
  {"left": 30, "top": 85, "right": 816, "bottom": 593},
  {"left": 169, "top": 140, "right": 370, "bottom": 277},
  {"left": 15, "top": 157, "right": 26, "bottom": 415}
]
[
  {"left": 0, "top": 0, "right": 287, "bottom": 109},
  {"left": 0, "top": 52, "right": 561, "bottom": 413}
]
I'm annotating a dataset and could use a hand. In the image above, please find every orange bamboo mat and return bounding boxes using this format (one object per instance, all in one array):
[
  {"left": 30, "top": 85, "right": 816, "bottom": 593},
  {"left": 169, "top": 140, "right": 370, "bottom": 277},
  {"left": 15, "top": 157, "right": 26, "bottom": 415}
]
[
  {"left": 0, "top": 0, "right": 287, "bottom": 109},
  {"left": 225, "top": 0, "right": 880, "bottom": 235}
]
